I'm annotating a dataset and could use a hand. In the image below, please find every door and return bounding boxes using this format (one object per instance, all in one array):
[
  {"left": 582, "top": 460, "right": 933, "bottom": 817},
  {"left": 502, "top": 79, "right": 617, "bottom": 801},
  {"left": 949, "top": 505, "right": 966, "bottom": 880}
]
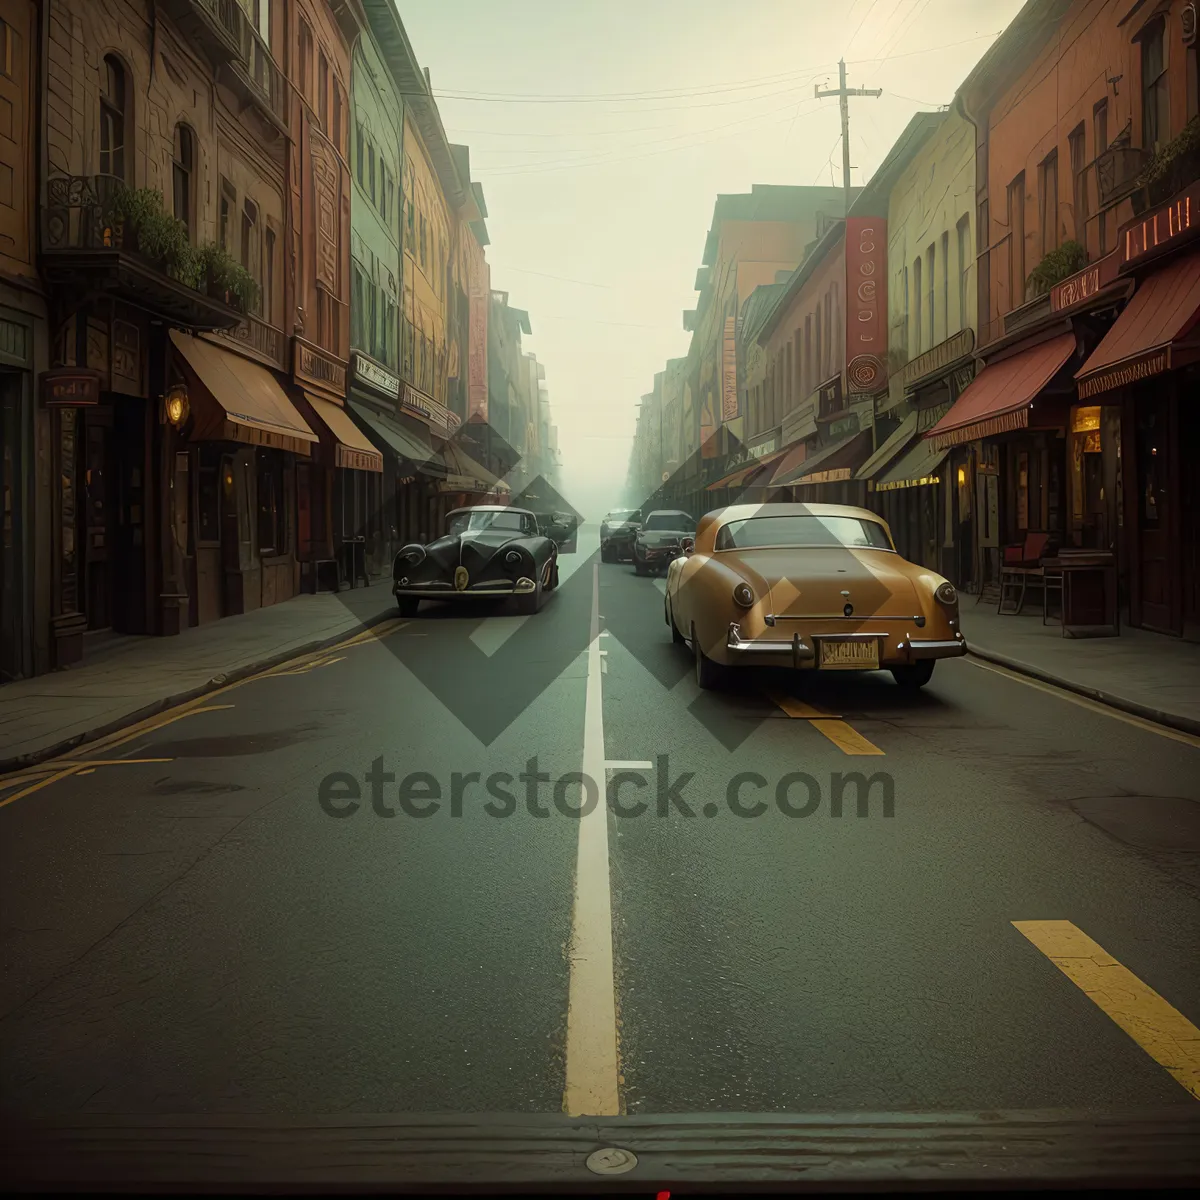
[
  {"left": 1134, "top": 390, "right": 1172, "bottom": 632},
  {"left": 81, "top": 408, "right": 113, "bottom": 631},
  {"left": 1181, "top": 392, "right": 1200, "bottom": 641},
  {"left": 954, "top": 450, "right": 974, "bottom": 588},
  {"left": 111, "top": 394, "right": 147, "bottom": 634}
]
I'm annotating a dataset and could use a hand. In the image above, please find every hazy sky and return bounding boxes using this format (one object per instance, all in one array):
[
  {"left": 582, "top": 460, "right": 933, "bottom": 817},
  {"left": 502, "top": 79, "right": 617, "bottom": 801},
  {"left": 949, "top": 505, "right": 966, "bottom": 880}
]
[{"left": 399, "top": 0, "right": 1027, "bottom": 517}]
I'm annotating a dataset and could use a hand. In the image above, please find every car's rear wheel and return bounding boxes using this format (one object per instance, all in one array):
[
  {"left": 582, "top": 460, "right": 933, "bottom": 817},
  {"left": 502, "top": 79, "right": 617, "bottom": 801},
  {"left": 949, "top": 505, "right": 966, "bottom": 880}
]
[
  {"left": 601, "top": 544, "right": 614, "bottom": 563},
  {"left": 892, "top": 661, "right": 935, "bottom": 688},
  {"left": 397, "top": 596, "right": 420, "bottom": 618},
  {"left": 692, "top": 623, "right": 725, "bottom": 689},
  {"left": 634, "top": 559, "right": 647, "bottom": 576},
  {"left": 667, "top": 596, "right": 685, "bottom": 644}
]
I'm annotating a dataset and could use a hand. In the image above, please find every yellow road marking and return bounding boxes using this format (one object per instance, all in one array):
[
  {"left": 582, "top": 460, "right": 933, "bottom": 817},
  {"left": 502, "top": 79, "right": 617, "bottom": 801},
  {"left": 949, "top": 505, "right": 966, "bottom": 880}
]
[
  {"left": 968, "top": 659, "right": 1200, "bottom": 749},
  {"left": 1014, "top": 920, "right": 1200, "bottom": 1101},
  {"left": 0, "top": 756, "right": 177, "bottom": 809},
  {"left": 770, "top": 694, "right": 885, "bottom": 755},
  {"left": 0, "top": 617, "right": 407, "bottom": 808}
]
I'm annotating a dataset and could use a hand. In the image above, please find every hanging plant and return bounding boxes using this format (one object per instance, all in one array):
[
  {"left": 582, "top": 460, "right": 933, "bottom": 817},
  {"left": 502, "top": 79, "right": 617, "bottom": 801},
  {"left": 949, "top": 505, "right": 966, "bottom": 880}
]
[
  {"left": 195, "top": 241, "right": 260, "bottom": 314},
  {"left": 1027, "top": 240, "right": 1088, "bottom": 297}
]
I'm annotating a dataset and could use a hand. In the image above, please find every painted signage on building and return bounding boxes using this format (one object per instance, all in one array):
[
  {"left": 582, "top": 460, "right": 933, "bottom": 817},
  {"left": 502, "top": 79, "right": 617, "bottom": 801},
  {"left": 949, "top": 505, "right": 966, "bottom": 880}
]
[
  {"left": 41, "top": 368, "right": 100, "bottom": 407},
  {"left": 1051, "top": 251, "right": 1120, "bottom": 310},
  {"left": 900, "top": 327, "right": 975, "bottom": 386},
  {"left": 295, "top": 337, "right": 347, "bottom": 399},
  {"left": 468, "top": 257, "right": 489, "bottom": 422},
  {"left": 721, "top": 316, "right": 738, "bottom": 421},
  {"left": 844, "top": 216, "right": 888, "bottom": 393},
  {"left": 1121, "top": 181, "right": 1200, "bottom": 267},
  {"left": 352, "top": 353, "right": 400, "bottom": 398}
]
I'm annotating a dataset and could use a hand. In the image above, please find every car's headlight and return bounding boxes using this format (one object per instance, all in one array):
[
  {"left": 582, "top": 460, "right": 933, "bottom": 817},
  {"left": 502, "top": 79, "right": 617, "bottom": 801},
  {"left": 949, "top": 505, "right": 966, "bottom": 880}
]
[
  {"left": 505, "top": 550, "right": 524, "bottom": 567},
  {"left": 935, "top": 581, "right": 958, "bottom": 606},
  {"left": 733, "top": 582, "right": 754, "bottom": 608}
]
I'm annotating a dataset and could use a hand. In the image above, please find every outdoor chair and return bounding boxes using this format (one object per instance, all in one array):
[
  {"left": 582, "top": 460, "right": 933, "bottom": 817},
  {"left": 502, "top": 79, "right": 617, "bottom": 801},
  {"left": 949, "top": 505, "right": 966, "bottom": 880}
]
[{"left": 998, "top": 531, "right": 1054, "bottom": 614}]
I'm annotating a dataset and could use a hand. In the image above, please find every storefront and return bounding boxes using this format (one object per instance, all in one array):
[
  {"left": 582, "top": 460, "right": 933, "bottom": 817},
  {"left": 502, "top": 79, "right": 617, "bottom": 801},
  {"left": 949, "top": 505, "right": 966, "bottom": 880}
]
[
  {"left": 1074, "top": 229, "right": 1200, "bottom": 640},
  {"left": 168, "top": 331, "right": 317, "bottom": 625}
]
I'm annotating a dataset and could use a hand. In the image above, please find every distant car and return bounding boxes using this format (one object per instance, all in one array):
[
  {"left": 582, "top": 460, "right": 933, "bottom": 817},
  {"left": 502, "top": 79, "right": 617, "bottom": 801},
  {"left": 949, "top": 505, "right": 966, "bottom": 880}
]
[
  {"left": 664, "top": 502, "right": 966, "bottom": 689},
  {"left": 600, "top": 508, "right": 642, "bottom": 562},
  {"left": 392, "top": 505, "right": 559, "bottom": 616},
  {"left": 633, "top": 509, "right": 695, "bottom": 576}
]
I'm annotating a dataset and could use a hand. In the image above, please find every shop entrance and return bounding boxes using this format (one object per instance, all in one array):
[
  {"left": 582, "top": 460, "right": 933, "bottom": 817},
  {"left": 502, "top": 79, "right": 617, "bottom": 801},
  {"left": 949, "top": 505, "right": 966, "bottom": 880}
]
[{"left": 1133, "top": 391, "right": 1172, "bottom": 633}]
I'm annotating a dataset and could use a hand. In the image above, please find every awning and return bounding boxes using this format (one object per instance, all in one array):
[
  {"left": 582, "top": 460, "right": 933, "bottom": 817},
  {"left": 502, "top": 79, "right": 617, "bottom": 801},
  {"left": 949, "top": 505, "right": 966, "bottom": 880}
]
[
  {"left": 1075, "top": 251, "right": 1200, "bottom": 397},
  {"left": 707, "top": 462, "right": 759, "bottom": 491},
  {"left": 855, "top": 412, "right": 918, "bottom": 481},
  {"left": 766, "top": 441, "right": 809, "bottom": 487},
  {"left": 738, "top": 446, "right": 792, "bottom": 488},
  {"left": 303, "top": 393, "right": 383, "bottom": 473},
  {"left": 925, "top": 332, "right": 1075, "bottom": 450},
  {"left": 776, "top": 428, "right": 872, "bottom": 487},
  {"left": 170, "top": 330, "right": 317, "bottom": 457},
  {"left": 439, "top": 443, "right": 509, "bottom": 495},
  {"left": 875, "top": 437, "right": 948, "bottom": 492},
  {"left": 347, "top": 399, "right": 447, "bottom": 478}
]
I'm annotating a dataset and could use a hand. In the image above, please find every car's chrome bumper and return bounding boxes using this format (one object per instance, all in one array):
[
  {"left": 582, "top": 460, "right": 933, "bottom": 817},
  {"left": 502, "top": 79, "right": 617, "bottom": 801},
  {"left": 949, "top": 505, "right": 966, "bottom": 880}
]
[
  {"left": 394, "top": 577, "right": 537, "bottom": 597},
  {"left": 725, "top": 623, "right": 966, "bottom": 665}
]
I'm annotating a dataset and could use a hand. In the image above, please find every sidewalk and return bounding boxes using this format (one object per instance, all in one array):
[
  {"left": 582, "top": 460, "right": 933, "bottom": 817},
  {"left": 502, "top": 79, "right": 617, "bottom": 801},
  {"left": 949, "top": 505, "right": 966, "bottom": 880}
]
[
  {"left": 960, "top": 602, "right": 1200, "bottom": 736},
  {"left": 0, "top": 582, "right": 398, "bottom": 771}
]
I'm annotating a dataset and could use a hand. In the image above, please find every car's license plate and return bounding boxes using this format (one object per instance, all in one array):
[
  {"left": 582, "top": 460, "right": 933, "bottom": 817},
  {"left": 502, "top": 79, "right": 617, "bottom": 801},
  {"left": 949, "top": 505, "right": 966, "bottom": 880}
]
[{"left": 819, "top": 639, "right": 879, "bottom": 669}]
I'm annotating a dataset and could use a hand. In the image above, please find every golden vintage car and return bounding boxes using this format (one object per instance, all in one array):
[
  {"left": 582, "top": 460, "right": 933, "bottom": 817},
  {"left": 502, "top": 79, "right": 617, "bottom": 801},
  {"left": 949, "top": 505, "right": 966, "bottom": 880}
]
[{"left": 663, "top": 503, "right": 966, "bottom": 689}]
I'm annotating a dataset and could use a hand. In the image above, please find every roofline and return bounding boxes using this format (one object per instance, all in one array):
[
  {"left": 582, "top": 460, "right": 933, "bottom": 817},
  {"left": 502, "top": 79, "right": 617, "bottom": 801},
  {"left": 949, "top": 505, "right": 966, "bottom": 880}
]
[{"left": 847, "top": 111, "right": 947, "bottom": 218}]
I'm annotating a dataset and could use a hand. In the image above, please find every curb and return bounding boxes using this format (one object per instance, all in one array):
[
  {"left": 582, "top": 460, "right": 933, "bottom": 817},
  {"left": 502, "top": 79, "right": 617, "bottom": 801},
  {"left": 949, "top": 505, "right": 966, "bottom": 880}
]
[
  {"left": 966, "top": 643, "right": 1200, "bottom": 739},
  {"left": 0, "top": 607, "right": 398, "bottom": 776}
]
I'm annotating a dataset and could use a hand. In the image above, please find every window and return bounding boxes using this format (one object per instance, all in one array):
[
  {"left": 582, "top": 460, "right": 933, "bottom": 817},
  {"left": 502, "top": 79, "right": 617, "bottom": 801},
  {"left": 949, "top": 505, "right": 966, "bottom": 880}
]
[
  {"left": 1068, "top": 124, "right": 1087, "bottom": 243},
  {"left": 803, "top": 315, "right": 811, "bottom": 396},
  {"left": 196, "top": 447, "right": 221, "bottom": 545},
  {"left": 332, "top": 79, "right": 342, "bottom": 151},
  {"left": 1039, "top": 150, "right": 1059, "bottom": 256},
  {"left": 716, "top": 514, "right": 893, "bottom": 551},
  {"left": 977, "top": 199, "right": 990, "bottom": 320},
  {"left": 925, "top": 243, "right": 936, "bottom": 350},
  {"left": 785, "top": 341, "right": 793, "bottom": 408},
  {"left": 264, "top": 227, "right": 276, "bottom": 324},
  {"left": 957, "top": 214, "right": 971, "bottom": 332},
  {"left": 419, "top": 214, "right": 427, "bottom": 268},
  {"left": 1141, "top": 19, "right": 1169, "bottom": 151},
  {"left": 100, "top": 56, "right": 126, "bottom": 180},
  {"left": 814, "top": 303, "right": 822, "bottom": 382},
  {"left": 367, "top": 143, "right": 375, "bottom": 203},
  {"left": 256, "top": 450, "right": 286, "bottom": 556},
  {"left": 792, "top": 329, "right": 802, "bottom": 403},
  {"left": 355, "top": 122, "right": 364, "bottom": 185},
  {"left": 172, "top": 124, "right": 193, "bottom": 234},
  {"left": 299, "top": 19, "right": 312, "bottom": 101},
  {"left": 1095, "top": 101, "right": 1111, "bottom": 253},
  {"left": 912, "top": 254, "right": 922, "bottom": 351},
  {"left": 940, "top": 231, "right": 950, "bottom": 343},
  {"left": 219, "top": 178, "right": 235, "bottom": 252},
  {"left": 1008, "top": 172, "right": 1026, "bottom": 308},
  {"left": 241, "top": 198, "right": 259, "bottom": 286},
  {"left": 899, "top": 263, "right": 909, "bottom": 353},
  {"left": 318, "top": 52, "right": 329, "bottom": 133}
]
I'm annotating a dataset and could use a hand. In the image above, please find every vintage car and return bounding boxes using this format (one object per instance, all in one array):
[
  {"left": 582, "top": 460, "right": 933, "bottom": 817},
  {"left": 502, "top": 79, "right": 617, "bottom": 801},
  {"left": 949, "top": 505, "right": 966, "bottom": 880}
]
[
  {"left": 633, "top": 510, "right": 696, "bottom": 576},
  {"left": 663, "top": 503, "right": 966, "bottom": 689},
  {"left": 600, "top": 508, "right": 642, "bottom": 562},
  {"left": 392, "top": 505, "right": 560, "bottom": 616}
]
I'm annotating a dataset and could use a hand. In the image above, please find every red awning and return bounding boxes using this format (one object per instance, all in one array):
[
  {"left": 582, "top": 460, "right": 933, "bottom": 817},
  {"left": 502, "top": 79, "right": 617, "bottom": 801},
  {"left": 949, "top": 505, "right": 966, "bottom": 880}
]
[
  {"left": 1075, "top": 251, "right": 1200, "bottom": 397},
  {"left": 736, "top": 446, "right": 791, "bottom": 488},
  {"left": 707, "top": 462, "right": 757, "bottom": 491},
  {"left": 766, "top": 441, "right": 808, "bottom": 487},
  {"left": 925, "top": 332, "right": 1075, "bottom": 450}
]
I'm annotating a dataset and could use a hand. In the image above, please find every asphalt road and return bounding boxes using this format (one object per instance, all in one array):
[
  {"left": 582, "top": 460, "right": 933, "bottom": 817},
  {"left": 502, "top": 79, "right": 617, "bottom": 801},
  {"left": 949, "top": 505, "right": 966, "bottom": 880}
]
[{"left": 2, "top": 524, "right": 1199, "bottom": 1118}]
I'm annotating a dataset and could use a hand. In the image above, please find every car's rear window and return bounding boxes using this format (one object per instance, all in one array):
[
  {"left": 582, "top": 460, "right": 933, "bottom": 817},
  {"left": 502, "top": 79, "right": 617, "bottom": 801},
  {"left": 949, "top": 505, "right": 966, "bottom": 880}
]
[
  {"left": 715, "top": 515, "right": 893, "bottom": 551},
  {"left": 643, "top": 512, "right": 694, "bottom": 531}
]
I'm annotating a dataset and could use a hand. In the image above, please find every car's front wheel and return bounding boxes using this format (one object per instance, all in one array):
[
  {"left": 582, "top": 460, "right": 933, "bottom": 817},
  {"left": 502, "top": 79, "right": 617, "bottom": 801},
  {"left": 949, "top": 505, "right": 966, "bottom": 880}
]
[
  {"left": 692, "top": 623, "right": 725, "bottom": 689},
  {"left": 397, "top": 596, "right": 420, "bottom": 618},
  {"left": 892, "top": 661, "right": 935, "bottom": 688}
]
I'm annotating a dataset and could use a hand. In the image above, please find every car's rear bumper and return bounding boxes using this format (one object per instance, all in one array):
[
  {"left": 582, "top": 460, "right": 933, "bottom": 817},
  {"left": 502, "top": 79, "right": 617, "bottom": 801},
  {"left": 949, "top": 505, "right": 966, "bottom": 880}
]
[
  {"left": 724, "top": 622, "right": 966, "bottom": 667},
  {"left": 394, "top": 577, "right": 537, "bottom": 598}
]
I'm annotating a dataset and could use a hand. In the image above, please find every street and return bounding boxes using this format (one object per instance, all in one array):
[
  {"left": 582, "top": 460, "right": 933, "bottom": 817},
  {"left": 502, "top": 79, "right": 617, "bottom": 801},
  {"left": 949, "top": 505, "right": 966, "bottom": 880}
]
[{"left": 2, "top": 523, "right": 1199, "bottom": 1119}]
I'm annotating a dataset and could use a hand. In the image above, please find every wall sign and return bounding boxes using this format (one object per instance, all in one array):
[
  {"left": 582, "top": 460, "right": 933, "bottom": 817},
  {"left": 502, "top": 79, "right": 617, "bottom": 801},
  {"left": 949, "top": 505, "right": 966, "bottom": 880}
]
[
  {"left": 41, "top": 368, "right": 101, "bottom": 407},
  {"left": 721, "top": 316, "right": 738, "bottom": 421},
  {"left": 1121, "top": 181, "right": 1200, "bottom": 267},
  {"left": 295, "top": 337, "right": 347, "bottom": 399},
  {"left": 900, "top": 327, "right": 975, "bottom": 386},
  {"left": 844, "top": 217, "right": 888, "bottom": 392},
  {"left": 352, "top": 353, "right": 400, "bottom": 399}
]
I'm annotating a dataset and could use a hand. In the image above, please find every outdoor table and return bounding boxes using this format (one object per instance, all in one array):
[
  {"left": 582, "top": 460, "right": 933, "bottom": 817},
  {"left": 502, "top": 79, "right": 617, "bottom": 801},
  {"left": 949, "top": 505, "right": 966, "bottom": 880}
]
[{"left": 1042, "top": 550, "right": 1119, "bottom": 637}]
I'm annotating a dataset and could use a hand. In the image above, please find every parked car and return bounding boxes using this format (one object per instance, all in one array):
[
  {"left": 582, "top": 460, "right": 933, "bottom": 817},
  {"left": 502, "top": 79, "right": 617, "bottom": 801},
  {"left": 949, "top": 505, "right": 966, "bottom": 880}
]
[
  {"left": 392, "top": 506, "right": 559, "bottom": 616},
  {"left": 663, "top": 503, "right": 966, "bottom": 689},
  {"left": 600, "top": 508, "right": 642, "bottom": 562},
  {"left": 633, "top": 510, "right": 695, "bottom": 575}
]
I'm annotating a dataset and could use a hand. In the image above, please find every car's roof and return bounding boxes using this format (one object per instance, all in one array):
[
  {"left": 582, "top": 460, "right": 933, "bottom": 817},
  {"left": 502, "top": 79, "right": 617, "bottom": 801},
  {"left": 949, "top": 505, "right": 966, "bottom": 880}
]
[
  {"left": 644, "top": 509, "right": 692, "bottom": 518},
  {"left": 448, "top": 505, "right": 534, "bottom": 517},
  {"left": 704, "top": 502, "right": 884, "bottom": 526}
]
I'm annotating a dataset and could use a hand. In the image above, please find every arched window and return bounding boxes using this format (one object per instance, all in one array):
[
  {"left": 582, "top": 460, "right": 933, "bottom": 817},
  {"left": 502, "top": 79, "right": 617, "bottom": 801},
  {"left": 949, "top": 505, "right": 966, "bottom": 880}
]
[
  {"left": 172, "top": 124, "right": 194, "bottom": 233},
  {"left": 100, "top": 55, "right": 127, "bottom": 180}
]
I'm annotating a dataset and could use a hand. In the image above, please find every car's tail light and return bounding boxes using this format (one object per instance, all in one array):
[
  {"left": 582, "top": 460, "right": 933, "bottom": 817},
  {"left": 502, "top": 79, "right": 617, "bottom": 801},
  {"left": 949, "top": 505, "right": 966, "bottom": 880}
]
[
  {"left": 733, "top": 582, "right": 754, "bottom": 608},
  {"left": 935, "top": 581, "right": 958, "bottom": 606}
]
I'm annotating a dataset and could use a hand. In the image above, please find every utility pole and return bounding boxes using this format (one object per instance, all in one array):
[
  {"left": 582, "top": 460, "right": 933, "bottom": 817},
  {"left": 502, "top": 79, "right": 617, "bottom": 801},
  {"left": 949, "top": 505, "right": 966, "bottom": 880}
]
[{"left": 815, "top": 60, "right": 882, "bottom": 216}]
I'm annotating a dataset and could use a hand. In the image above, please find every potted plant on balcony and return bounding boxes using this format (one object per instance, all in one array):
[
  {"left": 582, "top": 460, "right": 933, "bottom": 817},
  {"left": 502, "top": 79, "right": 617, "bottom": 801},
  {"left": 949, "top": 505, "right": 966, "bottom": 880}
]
[
  {"left": 196, "top": 243, "right": 260, "bottom": 315},
  {"left": 1026, "top": 240, "right": 1088, "bottom": 298},
  {"left": 1135, "top": 115, "right": 1200, "bottom": 209}
]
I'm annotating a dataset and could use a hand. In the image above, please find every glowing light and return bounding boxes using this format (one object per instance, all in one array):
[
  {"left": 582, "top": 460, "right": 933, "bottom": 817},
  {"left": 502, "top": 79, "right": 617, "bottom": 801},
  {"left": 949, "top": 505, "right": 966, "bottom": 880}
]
[{"left": 957, "top": 467, "right": 966, "bottom": 485}]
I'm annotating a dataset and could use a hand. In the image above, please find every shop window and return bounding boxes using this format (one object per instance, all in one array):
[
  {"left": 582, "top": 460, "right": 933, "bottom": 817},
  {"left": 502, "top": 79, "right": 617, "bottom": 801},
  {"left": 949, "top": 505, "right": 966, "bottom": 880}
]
[
  {"left": 1141, "top": 18, "right": 1169, "bottom": 151},
  {"left": 256, "top": 450, "right": 286, "bottom": 555},
  {"left": 100, "top": 56, "right": 127, "bottom": 181},
  {"left": 172, "top": 124, "right": 194, "bottom": 235},
  {"left": 196, "top": 446, "right": 221, "bottom": 544}
]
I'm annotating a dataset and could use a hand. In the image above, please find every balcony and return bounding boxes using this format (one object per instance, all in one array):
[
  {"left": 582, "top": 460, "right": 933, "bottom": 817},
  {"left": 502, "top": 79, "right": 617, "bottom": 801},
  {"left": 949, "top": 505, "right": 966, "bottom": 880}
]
[
  {"left": 226, "top": 24, "right": 288, "bottom": 131},
  {"left": 1096, "top": 144, "right": 1149, "bottom": 209},
  {"left": 40, "top": 175, "right": 242, "bottom": 331},
  {"left": 210, "top": 313, "right": 288, "bottom": 371},
  {"left": 160, "top": 0, "right": 248, "bottom": 65}
]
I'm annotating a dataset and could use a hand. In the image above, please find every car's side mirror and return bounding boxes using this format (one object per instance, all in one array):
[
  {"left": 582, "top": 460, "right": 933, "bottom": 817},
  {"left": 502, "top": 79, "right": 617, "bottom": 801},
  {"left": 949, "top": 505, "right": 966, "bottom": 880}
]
[{"left": 680, "top": 537, "right": 695, "bottom": 556}]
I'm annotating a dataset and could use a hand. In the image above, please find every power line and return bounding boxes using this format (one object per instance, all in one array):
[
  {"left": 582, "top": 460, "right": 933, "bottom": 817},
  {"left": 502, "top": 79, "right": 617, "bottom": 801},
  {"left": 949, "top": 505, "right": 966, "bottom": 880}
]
[{"left": 846, "top": 0, "right": 885, "bottom": 57}]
